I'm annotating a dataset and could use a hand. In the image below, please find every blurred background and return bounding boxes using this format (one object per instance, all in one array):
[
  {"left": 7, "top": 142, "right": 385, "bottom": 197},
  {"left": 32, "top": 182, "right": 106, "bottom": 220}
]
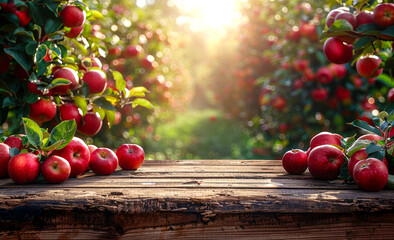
[
  {"left": 2, "top": 0, "right": 392, "bottom": 160},
  {"left": 91, "top": 0, "right": 392, "bottom": 160}
]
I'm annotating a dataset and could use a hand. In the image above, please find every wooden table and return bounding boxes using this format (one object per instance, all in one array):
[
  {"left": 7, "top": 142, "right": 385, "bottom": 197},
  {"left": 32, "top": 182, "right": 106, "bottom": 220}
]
[{"left": 0, "top": 159, "right": 393, "bottom": 239}]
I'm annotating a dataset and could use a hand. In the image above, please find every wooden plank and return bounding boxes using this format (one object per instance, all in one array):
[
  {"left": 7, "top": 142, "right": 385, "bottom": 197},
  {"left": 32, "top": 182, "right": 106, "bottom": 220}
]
[
  {"left": 0, "top": 176, "right": 355, "bottom": 190},
  {"left": 142, "top": 159, "right": 281, "bottom": 166}
]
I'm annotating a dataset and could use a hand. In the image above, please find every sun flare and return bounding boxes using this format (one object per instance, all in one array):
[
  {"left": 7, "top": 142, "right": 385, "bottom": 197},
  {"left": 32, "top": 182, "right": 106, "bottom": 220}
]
[{"left": 173, "top": 0, "right": 242, "bottom": 31}]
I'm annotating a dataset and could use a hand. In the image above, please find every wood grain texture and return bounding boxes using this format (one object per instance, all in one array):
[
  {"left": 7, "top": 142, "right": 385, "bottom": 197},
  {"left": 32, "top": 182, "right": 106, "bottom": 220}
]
[{"left": 0, "top": 159, "right": 393, "bottom": 239}]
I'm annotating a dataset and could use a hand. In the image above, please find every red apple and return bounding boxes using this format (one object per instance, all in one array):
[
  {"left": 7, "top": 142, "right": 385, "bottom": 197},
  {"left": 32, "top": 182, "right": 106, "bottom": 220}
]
[
  {"left": 60, "top": 5, "right": 86, "bottom": 28},
  {"left": 299, "top": 22, "right": 318, "bottom": 42},
  {"left": 141, "top": 55, "right": 158, "bottom": 71},
  {"left": 108, "top": 47, "right": 122, "bottom": 56},
  {"left": 89, "top": 148, "right": 118, "bottom": 175},
  {"left": 82, "top": 69, "right": 107, "bottom": 94},
  {"left": 293, "top": 59, "right": 309, "bottom": 72},
  {"left": 52, "top": 67, "right": 79, "bottom": 94},
  {"left": 113, "top": 111, "right": 122, "bottom": 125},
  {"left": 353, "top": 158, "right": 389, "bottom": 191},
  {"left": 388, "top": 88, "right": 394, "bottom": 102},
  {"left": 8, "top": 153, "right": 40, "bottom": 184},
  {"left": 373, "top": 3, "right": 394, "bottom": 29},
  {"left": 4, "top": 135, "right": 24, "bottom": 150},
  {"left": 41, "top": 155, "right": 71, "bottom": 183},
  {"left": 271, "top": 96, "right": 287, "bottom": 111},
  {"left": 78, "top": 111, "right": 103, "bottom": 136},
  {"left": 116, "top": 144, "right": 145, "bottom": 170},
  {"left": 292, "top": 78, "right": 304, "bottom": 90},
  {"left": 310, "top": 131, "right": 343, "bottom": 150},
  {"left": 65, "top": 25, "right": 84, "bottom": 38},
  {"left": 59, "top": 103, "right": 82, "bottom": 127},
  {"left": 51, "top": 137, "right": 90, "bottom": 177},
  {"left": 14, "top": 8, "right": 31, "bottom": 27},
  {"left": 323, "top": 37, "right": 353, "bottom": 64},
  {"left": 335, "top": 12, "right": 357, "bottom": 30},
  {"left": 317, "top": 67, "right": 333, "bottom": 84},
  {"left": 358, "top": 134, "right": 383, "bottom": 141},
  {"left": 28, "top": 98, "right": 57, "bottom": 124},
  {"left": 282, "top": 149, "right": 308, "bottom": 175},
  {"left": 326, "top": 9, "right": 344, "bottom": 28},
  {"left": 356, "top": 11, "right": 374, "bottom": 27},
  {"left": 335, "top": 86, "right": 351, "bottom": 101},
  {"left": 27, "top": 80, "right": 52, "bottom": 96},
  {"left": 0, "top": 143, "right": 11, "bottom": 178},
  {"left": 88, "top": 144, "right": 98, "bottom": 153},
  {"left": 356, "top": 56, "right": 383, "bottom": 78},
  {"left": 307, "top": 144, "right": 346, "bottom": 180},
  {"left": 348, "top": 148, "right": 369, "bottom": 177},
  {"left": 125, "top": 45, "right": 143, "bottom": 57},
  {"left": 311, "top": 88, "right": 328, "bottom": 102},
  {"left": 328, "top": 64, "right": 347, "bottom": 79}
]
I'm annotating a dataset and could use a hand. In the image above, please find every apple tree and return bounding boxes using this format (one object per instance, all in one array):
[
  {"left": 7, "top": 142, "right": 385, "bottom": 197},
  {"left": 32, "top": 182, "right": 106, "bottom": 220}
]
[{"left": 211, "top": 0, "right": 391, "bottom": 158}]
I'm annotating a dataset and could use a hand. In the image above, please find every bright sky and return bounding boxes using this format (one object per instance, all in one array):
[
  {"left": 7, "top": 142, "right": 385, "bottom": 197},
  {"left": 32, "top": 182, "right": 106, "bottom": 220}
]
[{"left": 172, "top": 0, "right": 242, "bottom": 31}]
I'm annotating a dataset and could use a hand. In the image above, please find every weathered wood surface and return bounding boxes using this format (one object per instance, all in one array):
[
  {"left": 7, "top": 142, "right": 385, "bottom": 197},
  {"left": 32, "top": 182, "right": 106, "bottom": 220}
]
[{"left": 0, "top": 159, "right": 393, "bottom": 239}]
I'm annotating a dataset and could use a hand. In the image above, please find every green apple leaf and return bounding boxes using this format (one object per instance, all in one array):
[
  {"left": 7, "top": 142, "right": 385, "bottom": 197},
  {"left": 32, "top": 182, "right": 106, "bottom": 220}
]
[
  {"left": 104, "top": 109, "right": 115, "bottom": 128},
  {"left": 73, "top": 96, "right": 88, "bottom": 116},
  {"left": 132, "top": 98, "right": 154, "bottom": 109},
  {"left": 49, "top": 119, "right": 77, "bottom": 150},
  {"left": 351, "top": 119, "right": 382, "bottom": 136},
  {"left": 47, "top": 78, "right": 71, "bottom": 89},
  {"left": 94, "top": 97, "right": 116, "bottom": 111},
  {"left": 22, "top": 117, "right": 43, "bottom": 149},
  {"left": 346, "top": 139, "right": 370, "bottom": 157},
  {"left": 111, "top": 70, "right": 126, "bottom": 92},
  {"left": 339, "top": 161, "right": 352, "bottom": 182}
]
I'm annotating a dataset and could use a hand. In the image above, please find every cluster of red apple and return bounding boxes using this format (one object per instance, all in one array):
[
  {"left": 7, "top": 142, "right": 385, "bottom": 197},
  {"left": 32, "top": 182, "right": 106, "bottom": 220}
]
[
  {"left": 0, "top": 0, "right": 30, "bottom": 27},
  {"left": 0, "top": 135, "right": 145, "bottom": 184},
  {"left": 282, "top": 132, "right": 390, "bottom": 192},
  {"left": 323, "top": 3, "right": 393, "bottom": 77}
]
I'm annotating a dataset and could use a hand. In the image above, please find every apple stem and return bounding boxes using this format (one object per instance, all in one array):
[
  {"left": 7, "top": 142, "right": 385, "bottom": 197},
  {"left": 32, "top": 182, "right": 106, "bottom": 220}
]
[
  {"left": 128, "top": 149, "right": 134, "bottom": 154},
  {"left": 53, "top": 161, "right": 58, "bottom": 169}
]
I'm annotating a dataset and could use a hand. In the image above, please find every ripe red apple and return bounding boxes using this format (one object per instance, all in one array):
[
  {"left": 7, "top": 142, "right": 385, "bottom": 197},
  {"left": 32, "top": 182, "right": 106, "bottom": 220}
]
[
  {"left": 299, "top": 22, "right": 318, "bottom": 42},
  {"left": 282, "top": 149, "right": 308, "bottom": 175},
  {"left": 356, "top": 56, "right": 383, "bottom": 78},
  {"left": 82, "top": 69, "right": 107, "bottom": 94},
  {"left": 125, "top": 45, "right": 143, "bottom": 57},
  {"left": 323, "top": 37, "right": 353, "bottom": 64},
  {"left": 141, "top": 55, "right": 158, "bottom": 71},
  {"left": 335, "top": 12, "right": 357, "bottom": 30},
  {"left": 88, "top": 144, "right": 98, "bottom": 153},
  {"left": 335, "top": 86, "right": 351, "bottom": 101},
  {"left": 113, "top": 111, "right": 122, "bottom": 125},
  {"left": 59, "top": 103, "right": 82, "bottom": 127},
  {"left": 388, "top": 88, "right": 394, "bottom": 102},
  {"left": 0, "top": 143, "right": 11, "bottom": 178},
  {"left": 41, "top": 155, "right": 71, "bottom": 183},
  {"left": 317, "top": 67, "right": 333, "bottom": 84},
  {"left": 89, "top": 148, "right": 118, "bottom": 175},
  {"left": 8, "top": 153, "right": 40, "bottom": 184},
  {"left": 65, "top": 25, "right": 84, "bottom": 38},
  {"left": 307, "top": 145, "right": 346, "bottom": 180},
  {"left": 60, "top": 5, "right": 86, "bottom": 28},
  {"left": 4, "top": 135, "right": 24, "bottom": 150},
  {"left": 326, "top": 9, "right": 344, "bottom": 28},
  {"left": 353, "top": 158, "right": 389, "bottom": 191},
  {"left": 348, "top": 148, "right": 369, "bottom": 177},
  {"left": 373, "top": 3, "right": 394, "bottom": 29},
  {"left": 27, "top": 80, "right": 52, "bottom": 96},
  {"left": 311, "top": 88, "right": 328, "bottom": 102},
  {"left": 271, "top": 96, "right": 287, "bottom": 111},
  {"left": 358, "top": 134, "right": 383, "bottom": 141},
  {"left": 28, "top": 98, "right": 57, "bottom": 124},
  {"left": 292, "top": 78, "right": 304, "bottom": 90},
  {"left": 310, "top": 131, "right": 343, "bottom": 150},
  {"left": 108, "top": 47, "right": 122, "bottom": 56},
  {"left": 116, "top": 144, "right": 145, "bottom": 170},
  {"left": 328, "top": 64, "right": 347, "bottom": 79},
  {"left": 80, "top": 57, "right": 102, "bottom": 71},
  {"left": 356, "top": 11, "right": 374, "bottom": 27},
  {"left": 293, "top": 59, "right": 309, "bottom": 72},
  {"left": 52, "top": 67, "right": 79, "bottom": 94},
  {"left": 78, "top": 111, "right": 103, "bottom": 136},
  {"left": 51, "top": 137, "right": 90, "bottom": 177},
  {"left": 14, "top": 8, "right": 31, "bottom": 27}
]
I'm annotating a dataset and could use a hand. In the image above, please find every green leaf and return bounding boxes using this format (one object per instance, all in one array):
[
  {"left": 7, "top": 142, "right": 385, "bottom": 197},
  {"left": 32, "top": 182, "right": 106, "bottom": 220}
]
[
  {"left": 44, "top": 17, "right": 62, "bottom": 34},
  {"left": 132, "top": 98, "right": 154, "bottom": 109},
  {"left": 104, "top": 109, "right": 115, "bottom": 128},
  {"left": 339, "top": 161, "right": 352, "bottom": 182},
  {"left": 365, "top": 143, "right": 383, "bottom": 154},
  {"left": 49, "top": 119, "right": 77, "bottom": 150},
  {"left": 35, "top": 45, "right": 48, "bottom": 62},
  {"left": 356, "top": 23, "right": 378, "bottom": 33},
  {"left": 26, "top": 42, "right": 38, "bottom": 55},
  {"left": 9, "top": 148, "right": 20, "bottom": 158},
  {"left": 128, "top": 86, "right": 149, "bottom": 98},
  {"left": 376, "top": 74, "right": 394, "bottom": 88},
  {"left": 2, "top": 96, "right": 17, "bottom": 108},
  {"left": 23, "top": 93, "right": 38, "bottom": 104},
  {"left": 22, "top": 117, "right": 43, "bottom": 149},
  {"left": 381, "top": 25, "right": 394, "bottom": 37},
  {"left": 353, "top": 37, "right": 372, "bottom": 49},
  {"left": 111, "top": 70, "right": 126, "bottom": 92},
  {"left": 351, "top": 119, "right": 381, "bottom": 136},
  {"left": 47, "top": 78, "right": 71, "bottom": 89},
  {"left": 4, "top": 46, "right": 32, "bottom": 72},
  {"left": 346, "top": 139, "right": 371, "bottom": 157},
  {"left": 328, "top": 19, "right": 354, "bottom": 32},
  {"left": 94, "top": 97, "right": 116, "bottom": 111},
  {"left": 73, "top": 96, "right": 87, "bottom": 116}
]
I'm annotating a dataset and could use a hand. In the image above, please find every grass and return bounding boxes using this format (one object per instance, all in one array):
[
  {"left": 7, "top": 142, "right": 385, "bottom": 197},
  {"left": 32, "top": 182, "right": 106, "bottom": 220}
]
[{"left": 144, "top": 109, "right": 258, "bottom": 160}]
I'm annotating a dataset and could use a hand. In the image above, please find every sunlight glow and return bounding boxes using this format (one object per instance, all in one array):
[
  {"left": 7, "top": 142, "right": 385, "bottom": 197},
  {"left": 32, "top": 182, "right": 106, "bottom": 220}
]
[{"left": 173, "top": 0, "right": 242, "bottom": 31}]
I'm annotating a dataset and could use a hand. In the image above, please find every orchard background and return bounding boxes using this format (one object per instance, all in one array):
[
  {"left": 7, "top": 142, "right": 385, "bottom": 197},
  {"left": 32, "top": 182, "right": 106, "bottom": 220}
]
[{"left": 0, "top": 0, "right": 393, "bottom": 160}]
